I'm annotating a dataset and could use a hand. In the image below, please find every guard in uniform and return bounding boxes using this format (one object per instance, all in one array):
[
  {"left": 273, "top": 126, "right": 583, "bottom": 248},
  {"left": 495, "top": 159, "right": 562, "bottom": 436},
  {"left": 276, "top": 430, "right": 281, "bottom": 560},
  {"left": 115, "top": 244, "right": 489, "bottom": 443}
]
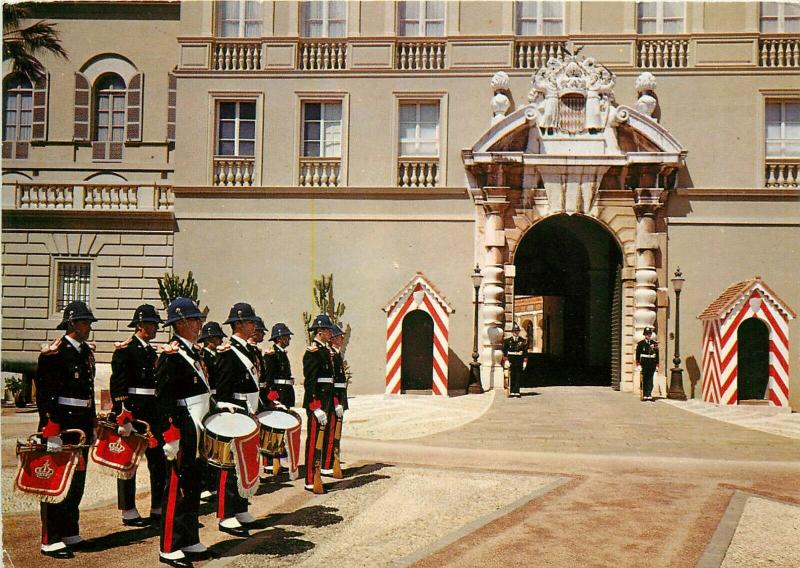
[
  {"left": 35, "top": 301, "right": 98, "bottom": 558},
  {"left": 636, "top": 327, "right": 660, "bottom": 402},
  {"left": 262, "top": 323, "right": 296, "bottom": 409},
  {"left": 302, "top": 314, "right": 336, "bottom": 491},
  {"left": 502, "top": 323, "right": 528, "bottom": 398},
  {"left": 197, "top": 321, "right": 226, "bottom": 501},
  {"left": 322, "top": 324, "right": 347, "bottom": 476},
  {"left": 155, "top": 298, "right": 210, "bottom": 567},
  {"left": 214, "top": 303, "right": 261, "bottom": 536},
  {"left": 110, "top": 304, "right": 164, "bottom": 527}
]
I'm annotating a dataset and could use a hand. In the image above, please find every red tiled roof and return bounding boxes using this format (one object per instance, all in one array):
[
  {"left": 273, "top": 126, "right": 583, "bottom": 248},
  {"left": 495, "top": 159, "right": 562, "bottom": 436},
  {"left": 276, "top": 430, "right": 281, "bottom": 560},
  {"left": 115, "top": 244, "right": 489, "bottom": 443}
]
[
  {"left": 382, "top": 272, "right": 455, "bottom": 314},
  {"left": 698, "top": 276, "right": 797, "bottom": 320}
]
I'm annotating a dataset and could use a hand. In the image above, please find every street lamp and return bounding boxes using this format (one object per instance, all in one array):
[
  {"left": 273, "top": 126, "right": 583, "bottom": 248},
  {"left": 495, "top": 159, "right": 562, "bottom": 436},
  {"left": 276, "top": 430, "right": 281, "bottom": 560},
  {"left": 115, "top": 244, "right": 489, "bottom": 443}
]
[
  {"left": 668, "top": 267, "right": 687, "bottom": 400},
  {"left": 467, "top": 264, "right": 484, "bottom": 394}
]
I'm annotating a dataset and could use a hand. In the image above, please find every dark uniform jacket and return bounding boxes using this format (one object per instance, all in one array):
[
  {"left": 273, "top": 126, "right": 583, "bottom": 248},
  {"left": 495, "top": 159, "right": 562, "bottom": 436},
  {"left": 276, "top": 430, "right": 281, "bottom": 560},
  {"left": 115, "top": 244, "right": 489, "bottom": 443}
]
[
  {"left": 35, "top": 336, "right": 96, "bottom": 438},
  {"left": 215, "top": 336, "right": 260, "bottom": 413},
  {"left": 502, "top": 336, "right": 528, "bottom": 368},
  {"left": 110, "top": 335, "right": 159, "bottom": 431},
  {"left": 201, "top": 347, "right": 219, "bottom": 398},
  {"left": 636, "top": 338, "right": 659, "bottom": 367},
  {"left": 262, "top": 344, "right": 296, "bottom": 408},
  {"left": 154, "top": 336, "right": 210, "bottom": 438},
  {"left": 331, "top": 347, "right": 348, "bottom": 411},
  {"left": 302, "top": 338, "right": 335, "bottom": 413}
]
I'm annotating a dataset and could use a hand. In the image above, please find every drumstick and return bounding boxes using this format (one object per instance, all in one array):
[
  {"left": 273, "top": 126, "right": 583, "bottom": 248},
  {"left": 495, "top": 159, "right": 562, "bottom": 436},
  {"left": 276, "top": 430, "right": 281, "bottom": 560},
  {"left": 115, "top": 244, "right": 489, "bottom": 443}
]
[
  {"left": 332, "top": 418, "right": 343, "bottom": 479},
  {"left": 312, "top": 417, "right": 325, "bottom": 494}
]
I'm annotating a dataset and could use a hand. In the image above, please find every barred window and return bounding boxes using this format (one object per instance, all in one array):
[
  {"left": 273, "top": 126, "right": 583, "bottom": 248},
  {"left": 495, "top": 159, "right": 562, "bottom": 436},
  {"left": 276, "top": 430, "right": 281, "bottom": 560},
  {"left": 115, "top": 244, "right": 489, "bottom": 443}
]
[
  {"left": 760, "top": 2, "right": 800, "bottom": 33},
  {"left": 637, "top": 1, "right": 685, "bottom": 34},
  {"left": 399, "top": 102, "right": 439, "bottom": 157},
  {"left": 57, "top": 262, "right": 91, "bottom": 311},
  {"left": 303, "top": 102, "right": 342, "bottom": 157},
  {"left": 515, "top": 1, "right": 564, "bottom": 36},
  {"left": 766, "top": 101, "right": 800, "bottom": 157},
  {"left": 3, "top": 75, "right": 33, "bottom": 142},
  {"left": 301, "top": 1, "right": 347, "bottom": 37},
  {"left": 216, "top": 101, "right": 256, "bottom": 156}
]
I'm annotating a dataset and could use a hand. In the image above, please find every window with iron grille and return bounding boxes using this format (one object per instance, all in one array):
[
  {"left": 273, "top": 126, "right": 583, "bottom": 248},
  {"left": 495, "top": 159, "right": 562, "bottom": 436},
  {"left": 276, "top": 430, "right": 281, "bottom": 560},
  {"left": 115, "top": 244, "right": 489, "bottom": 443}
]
[
  {"left": 766, "top": 101, "right": 800, "bottom": 157},
  {"left": 301, "top": 1, "right": 347, "bottom": 37},
  {"left": 399, "top": 102, "right": 439, "bottom": 157},
  {"left": 760, "top": 2, "right": 800, "bottom": 33},
  {"left": 56, "top": 261, "right": 92, "bottom": 312},
  {"left": 302, "top": 102, "right": 342, "bottom": 157},
  {"left": 637, "top": 1, "right": 685, "bottom": 34},
  {"left": 515, "top": 1, "right": 564, "bottom": 35},
  {"left": 216, "top": 101, "right": 256, "bottom": 156},
  {"left": 217, "top": 0, "right": 263, "bottom": 37},
  {"left": 398, "top": 1, "right": 445, "bottom": 36}
]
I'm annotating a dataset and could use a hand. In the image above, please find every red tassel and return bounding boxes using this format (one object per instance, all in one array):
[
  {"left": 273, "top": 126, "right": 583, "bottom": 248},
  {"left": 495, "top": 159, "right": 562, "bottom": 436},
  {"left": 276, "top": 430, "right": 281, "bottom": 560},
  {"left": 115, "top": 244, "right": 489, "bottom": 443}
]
[
  {"left": 309, "top": 399, "right": 321, "bottom": 411},
  {"left": 333, "top": 396, "right": 340, "bottom": 407},
  {"left": 116, "top": 409, "right": 134, "bottom": 426},
  {"left": 267, "top": 390, "right": 279, "bottom": 401},
  {"left": 147, "top": 434, "right": 159, "bottom": 449},
  {"left": 163, "top": 423, "right": 181, "bottom": 443},
  {"left": 42, "top": 420, "right": 61, "bottom": 437}
]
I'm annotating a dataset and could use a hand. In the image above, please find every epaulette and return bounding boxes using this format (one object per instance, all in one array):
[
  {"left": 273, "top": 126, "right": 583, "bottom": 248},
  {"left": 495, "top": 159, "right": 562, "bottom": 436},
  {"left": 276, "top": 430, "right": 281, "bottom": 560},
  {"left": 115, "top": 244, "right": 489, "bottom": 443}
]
[
  {"left": 264, "top": 349, "right": 276, "bottom": 357},
  {"left": 159, "top": 341, "right": 180, "bottom": 355},
  {"left": 217, "top": 343, "right": 232, "bottom": 353},
  {"left": 115, "top": 337, "right": 133, "bottom": 350},
  {"left": 40, "top": 338, "right": 62, "bottom": 355}
]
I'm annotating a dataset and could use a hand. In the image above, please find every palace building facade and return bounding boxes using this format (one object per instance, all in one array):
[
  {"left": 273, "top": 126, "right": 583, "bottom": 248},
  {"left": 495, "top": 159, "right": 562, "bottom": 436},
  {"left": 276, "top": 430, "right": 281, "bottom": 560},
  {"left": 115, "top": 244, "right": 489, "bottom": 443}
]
[{"left": 3, "top": 1, "right": 799, "bottom": 407}]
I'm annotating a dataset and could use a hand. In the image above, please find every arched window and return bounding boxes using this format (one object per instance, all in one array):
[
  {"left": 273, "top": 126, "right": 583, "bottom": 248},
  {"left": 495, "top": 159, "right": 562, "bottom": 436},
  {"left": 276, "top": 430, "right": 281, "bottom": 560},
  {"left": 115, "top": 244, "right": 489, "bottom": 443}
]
[
  {"left": 94, "top": 74, "right": 126, "bottom": 143},
  {"left": 3, "top": 75, "right": 33, "bottom": 143}
]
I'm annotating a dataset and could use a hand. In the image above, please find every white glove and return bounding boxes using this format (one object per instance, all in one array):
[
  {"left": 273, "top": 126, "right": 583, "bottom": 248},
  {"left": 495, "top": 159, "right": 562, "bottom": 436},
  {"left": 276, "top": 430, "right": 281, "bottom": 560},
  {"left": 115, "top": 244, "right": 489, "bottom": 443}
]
[
  {"left": 117, "top": 422, "right": 134, "bottom": 437},
  {"left": 313, "top": 409, "right": 327, "bottom": 426},
  {"left": 163, "top": 439, "right": 180, "bottom": 461},
  {"left": 273, "top": 401, "right": 287, "bottom": 411},
  {"left": 503, "top": 360, "right": 511, "bottom": 370},
  {"left": 216, "top": 402, "right": 238, "bottom": 413},
  {"left": 335, "top": 405, "right": 344, "bottom": 418},
  {"left": 46, "top": 436, "right": 63, "bottom": 452}
]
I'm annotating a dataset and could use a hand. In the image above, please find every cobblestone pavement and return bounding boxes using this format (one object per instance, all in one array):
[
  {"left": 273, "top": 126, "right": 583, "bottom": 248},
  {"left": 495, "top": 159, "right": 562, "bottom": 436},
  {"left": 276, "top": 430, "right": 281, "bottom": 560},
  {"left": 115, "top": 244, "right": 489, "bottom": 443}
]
[{"left": 3, "top": 387, "right": 799, "bottom": 567}]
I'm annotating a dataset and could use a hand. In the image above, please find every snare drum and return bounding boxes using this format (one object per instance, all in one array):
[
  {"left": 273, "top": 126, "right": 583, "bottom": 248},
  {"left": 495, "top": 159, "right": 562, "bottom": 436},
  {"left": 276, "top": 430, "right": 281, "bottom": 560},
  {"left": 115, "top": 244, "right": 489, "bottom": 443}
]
[
  {"left": 201, "top": 410, "right": 259, "bottom": 468},
  {"left": 256, "top": 410, "right": 301, "bottom": 456}
]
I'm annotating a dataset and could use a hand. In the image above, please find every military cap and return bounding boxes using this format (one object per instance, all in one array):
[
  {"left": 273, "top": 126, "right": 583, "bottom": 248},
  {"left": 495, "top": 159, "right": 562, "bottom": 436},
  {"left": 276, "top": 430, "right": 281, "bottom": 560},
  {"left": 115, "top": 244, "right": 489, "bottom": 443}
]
[
  {"left": 127, "top": 303, "right": 163, "bottom": 328},
  {"left": 198, "top": 321, "right": 226, "bottom": 342},
  {"left": 308, "top": 314, "right": 336, "bottom": 331},
  {"left": 56, "top": 301, "right": 98, "bottom": 330},
  {"left": 269, "top": 323, "right": 293, "bottom": 341},
  {"left": 254, "top": 316, "right": 267, "bottom": 333},
  {"left": 164, "top": 297, "right": 205, "bottom": 326},
  {"left": 511, "top": 322, "right": 521, "bottom": 332},
  {"left": 331, "top": 324, "right": 345, "bottom": 338},
  {"left": 223, "top": 302, "right": 259, "bottom": 325},
  {"left": 643, "top": 326, "right": 654, "bottom": 335}
]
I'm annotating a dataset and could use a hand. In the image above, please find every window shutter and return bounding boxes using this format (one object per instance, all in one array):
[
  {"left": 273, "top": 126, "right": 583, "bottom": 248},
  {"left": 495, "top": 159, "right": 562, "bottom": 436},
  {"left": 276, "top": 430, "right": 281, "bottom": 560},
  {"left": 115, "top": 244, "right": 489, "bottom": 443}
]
[
  {"left": 109, "top": 141, "right": 123, "bottom": 160},
  {"left": 15, "top": 143, "right": 29, "bottom": 159},
  {"left": 2, "top": 142, "right": 12, "bottom": 159},
  {"left": 166, "top": 72, "right": 176, "bottom": 143},
  {"left": 73, "top": 72, "right": 90, "bottom": 142},
  {"left": 32, "top": 72, "right": 49, "bottom": 141},
  {"left": 126, "top": 73, "right": 143, "bottom": 142},
  {"left": 92, "top": 141, "right": 107, "bottom": 160}
]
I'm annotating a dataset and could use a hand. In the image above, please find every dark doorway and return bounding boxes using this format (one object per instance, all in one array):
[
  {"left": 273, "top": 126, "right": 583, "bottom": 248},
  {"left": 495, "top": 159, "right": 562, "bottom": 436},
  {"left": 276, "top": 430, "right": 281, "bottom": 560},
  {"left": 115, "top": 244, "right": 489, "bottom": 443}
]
[
  {"left": 401, "top": 310, "right": 434, "bottom": 393},
  {"left": 514, "top": 215, "right": 623, "bottom": 386},
  {"left": 737, "top": 318, "right": 770, "bottom": 401}
]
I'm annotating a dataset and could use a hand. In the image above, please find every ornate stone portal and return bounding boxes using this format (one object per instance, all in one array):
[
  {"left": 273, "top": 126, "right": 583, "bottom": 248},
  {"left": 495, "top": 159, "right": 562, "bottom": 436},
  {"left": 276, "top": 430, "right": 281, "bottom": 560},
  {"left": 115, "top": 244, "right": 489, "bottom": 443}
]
[{"left": 464, "top": 55, "right": 687, "bottom": 393}]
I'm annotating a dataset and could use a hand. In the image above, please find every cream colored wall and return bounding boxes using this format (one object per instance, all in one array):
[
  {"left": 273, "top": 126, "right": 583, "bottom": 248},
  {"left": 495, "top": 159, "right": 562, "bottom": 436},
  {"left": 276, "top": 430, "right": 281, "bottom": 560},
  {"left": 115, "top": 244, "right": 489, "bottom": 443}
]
[{"left": 459, "top": 1, "right": 506, "bottom": 35}]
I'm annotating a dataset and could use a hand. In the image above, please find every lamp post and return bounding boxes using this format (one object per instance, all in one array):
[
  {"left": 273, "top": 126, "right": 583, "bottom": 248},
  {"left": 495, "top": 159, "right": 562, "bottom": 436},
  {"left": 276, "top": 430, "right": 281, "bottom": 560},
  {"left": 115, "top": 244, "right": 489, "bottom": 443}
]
[
  {"left": 667, "top": 267, "right": 687, "bottom": 400},
  {"left": 467, "top": 264, "right": 484, "bottom": 394}
]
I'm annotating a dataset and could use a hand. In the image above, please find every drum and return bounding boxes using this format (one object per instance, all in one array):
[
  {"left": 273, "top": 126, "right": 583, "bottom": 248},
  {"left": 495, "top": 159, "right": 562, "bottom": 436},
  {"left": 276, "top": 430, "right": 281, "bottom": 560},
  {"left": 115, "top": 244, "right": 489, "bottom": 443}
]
[
  {"left": 256, "top": 410, "right": 301, "bottom": 456},
  {"left": 201, "top": 409, "right": 258, "bottom": 468}
]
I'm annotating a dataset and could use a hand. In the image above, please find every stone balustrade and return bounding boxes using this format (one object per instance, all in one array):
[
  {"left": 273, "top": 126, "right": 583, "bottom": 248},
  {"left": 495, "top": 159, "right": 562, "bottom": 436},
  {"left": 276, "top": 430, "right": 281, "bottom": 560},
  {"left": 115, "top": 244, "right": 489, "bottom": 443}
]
[
  {"left": 398, "top": 159, "right": 439, "bottom": 188},
  {"left": 213, "top": 157, "right": 256, "bottom": 186},
  {"left": 397, "top": 41, "right": 446, "bottom": 70},
  {"left": 514, "top": 39, "right": 567, "bottom": 69},
  {"left": 765, "top": 160, "right": 800, "bottom": 188},
  {"left": 299, "top": 158, "right": 341, "bottom": 187},
  {"left": 759, "top": 37, "right": 800, "bottom": 68},
  {"left": 637, "top": 38, "right": 689, "bottom": 68},
  {"left": 299, "top": 41, "right": 347, "bottom": 70},
  {"left": 213, "top": 40, "right": 263, "bottom": 71},
  {"left": 12, "top": 183, "right": 173, "bottom": 210}
]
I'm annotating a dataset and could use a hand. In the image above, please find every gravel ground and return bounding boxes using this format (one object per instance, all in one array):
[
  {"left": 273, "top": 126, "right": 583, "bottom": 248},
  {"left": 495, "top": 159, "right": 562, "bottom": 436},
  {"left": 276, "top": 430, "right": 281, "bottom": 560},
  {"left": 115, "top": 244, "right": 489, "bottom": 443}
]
[
  {"left": 720, "top": 497, "right": 800, "bottom": 568},
  {"left": 228, "top": 467, "right": 553, "bottom": 568}
]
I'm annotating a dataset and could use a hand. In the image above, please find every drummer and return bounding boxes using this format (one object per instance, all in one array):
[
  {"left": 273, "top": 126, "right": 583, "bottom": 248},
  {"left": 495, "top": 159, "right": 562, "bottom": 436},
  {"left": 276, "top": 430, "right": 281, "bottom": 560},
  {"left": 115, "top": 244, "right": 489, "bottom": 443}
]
[
  {"left": 154, "top": 297, "right": 210, "bottom": 567},
  {"left": 110, "top": 304, "right": 165, "bottom": 527},
  {"left": 322, "top": 324, "right": 348, "bottom": 477},
  {"left": 214, "top": 302, "right": 262, "bottom": 536},
  {"left": 197, "top": 321, "right": 226, "bottom": 501},
  {"left": 262, "top": 323, "right": 300, "bottom": 478}
]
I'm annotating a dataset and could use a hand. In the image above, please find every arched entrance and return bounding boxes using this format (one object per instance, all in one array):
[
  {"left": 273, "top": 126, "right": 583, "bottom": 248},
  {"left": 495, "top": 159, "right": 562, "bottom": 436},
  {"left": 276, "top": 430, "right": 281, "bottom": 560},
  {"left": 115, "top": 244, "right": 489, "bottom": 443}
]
[
  {"left": 400, "top": 310, "right": 434, "bottom": 393},
  {"left": 514, "top": 215, "right": 623, "bottom": 386},
  {"left": 737, "top": 318, "right": 770, "bottom": 401}
]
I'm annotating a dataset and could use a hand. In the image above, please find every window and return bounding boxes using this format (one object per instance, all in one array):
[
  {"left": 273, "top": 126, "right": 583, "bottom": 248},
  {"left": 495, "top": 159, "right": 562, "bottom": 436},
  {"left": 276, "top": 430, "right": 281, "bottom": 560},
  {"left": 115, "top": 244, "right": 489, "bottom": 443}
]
[
  {"left": 766, "top": 101, "right": 800, "bottom": 157},
  {"left": 399, "top": 102, "right": 439, "bottom": 157},
  {"left": 398, "top": 1, "right": 445, "bottom": 36},
  {"left": 216, "top": 101, "right": 256, "bottom": 156},
  {"left": 761, "top": 2, "right": 800, "bottom": 33},
  {"left": 56, "top": 262, "right": 91, "bottom": 312},
  {"left": 303, "top": 102, "right": 342, "bottom": 157},
  {"left": 301, "top": 1, "right": 346, "bottom": 37},
  {"left": 3, "top": 75, "right": 33, "bottom": 143},
  {"left": 515, "top": 1, "right": 564, "bottom": 35},
  {"left": 217, "top": 0, "right": 263, "bottom": 37},
  {"left": 94, "top": 74, "right": 126, "bottom": 143},
  {"left": 637, "top": 1, "right": 685, "bottom": 34}
]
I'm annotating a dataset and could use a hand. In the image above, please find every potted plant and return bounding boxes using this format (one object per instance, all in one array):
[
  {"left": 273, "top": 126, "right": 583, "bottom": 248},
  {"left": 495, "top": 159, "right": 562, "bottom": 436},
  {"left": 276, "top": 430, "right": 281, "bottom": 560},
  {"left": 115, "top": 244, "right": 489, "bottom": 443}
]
[{"left": 4, "top": 375, "right": 25, "bottom": 407}]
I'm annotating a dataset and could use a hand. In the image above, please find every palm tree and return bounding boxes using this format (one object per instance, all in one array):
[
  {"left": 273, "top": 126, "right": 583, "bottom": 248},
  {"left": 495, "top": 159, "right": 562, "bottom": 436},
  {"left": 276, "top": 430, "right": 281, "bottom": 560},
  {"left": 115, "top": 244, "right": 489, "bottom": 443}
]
[{"left": 3, "top": 3, "right": 67, "bottom": 81}]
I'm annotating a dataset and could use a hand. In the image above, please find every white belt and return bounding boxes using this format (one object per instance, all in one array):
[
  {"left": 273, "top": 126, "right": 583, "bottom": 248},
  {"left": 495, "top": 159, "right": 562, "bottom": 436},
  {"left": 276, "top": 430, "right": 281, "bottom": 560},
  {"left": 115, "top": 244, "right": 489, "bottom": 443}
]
[
  {"left": 273, "top": 379, "right": 293, "bottom": 385},
  {"left": 210, "top": 389, "right": 217, "bottom": 395},
  {"left": 508, "top": 352, "right": 523, "bottom": 355},
  {"left": 233, "top": 392, "right": 259, "bottom": 413},
  {"left": 233, "top": 393, "right": 254, "bottom": 400},
  {"left": 178, "top": 393, "right": 210, "bottom": 407},
  {"left": 128, "top": 387, "right": 156, "bottom": 396},
  {"left": 58, "top": 396, "right": 92, "bottom": 408},
  {"left": 334, "top": 383, "right": 347, "bottom": 389},
  {"left": 317, "top": 377, "right": 333, "bottom": 384},
  {"left": 640, "top": 354, "right": 656, "bottom": 358}
]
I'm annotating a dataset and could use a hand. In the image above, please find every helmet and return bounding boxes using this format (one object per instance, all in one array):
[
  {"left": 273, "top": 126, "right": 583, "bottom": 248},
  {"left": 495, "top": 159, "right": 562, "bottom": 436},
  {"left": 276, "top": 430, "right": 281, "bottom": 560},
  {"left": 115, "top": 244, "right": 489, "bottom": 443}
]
[
  {"left": 511, "top": 322, "right": 520, "bottom": 332},
  {"left": 308, "top": 314, "right": 336, "bottom": 331},
  {"left": 164, "top": 297, "right": 205, "bottom": 326},
  {"left": 223, "top": 302, "right": 259, "bottom": 325},
  {"left": 57, "top": 301, "right": 98, "bottom": 330},
  {"left": 331, "top": 324, "right": 345, "bottom": 338},
  {"left": 643, "top": 326, "right": 654, "bottom": 335},
  {"left": 127, "top": 304, "right": 163, "bottom": 328},
  {"left": 254, "top": 316, "right": 267, "bottom": 333},
  {"left": 269, "top": 323, "right": 293, "bottom": 342},
  {"left": 198, "top": 321, "right": 226, "bottom": 342}
]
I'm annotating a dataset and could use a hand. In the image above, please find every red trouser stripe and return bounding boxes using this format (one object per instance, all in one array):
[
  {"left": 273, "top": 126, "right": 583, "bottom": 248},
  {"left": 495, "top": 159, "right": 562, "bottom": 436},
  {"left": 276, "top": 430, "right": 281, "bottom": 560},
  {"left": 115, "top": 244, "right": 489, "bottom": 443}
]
[
  {"left": 324, "top": 414, "right": 337, "bottom": 469},
  {"left": 306, "top": 418, "right": 317, "bottom": 484},
  {"left": 163, "top": 466, "right": 179, "bottom": 553},
  {"left": 41, "top": 504, "right": 48, "bottom": 545},
  {"left": 218, "top": 469, "right": 228, "bottom": 519}
]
